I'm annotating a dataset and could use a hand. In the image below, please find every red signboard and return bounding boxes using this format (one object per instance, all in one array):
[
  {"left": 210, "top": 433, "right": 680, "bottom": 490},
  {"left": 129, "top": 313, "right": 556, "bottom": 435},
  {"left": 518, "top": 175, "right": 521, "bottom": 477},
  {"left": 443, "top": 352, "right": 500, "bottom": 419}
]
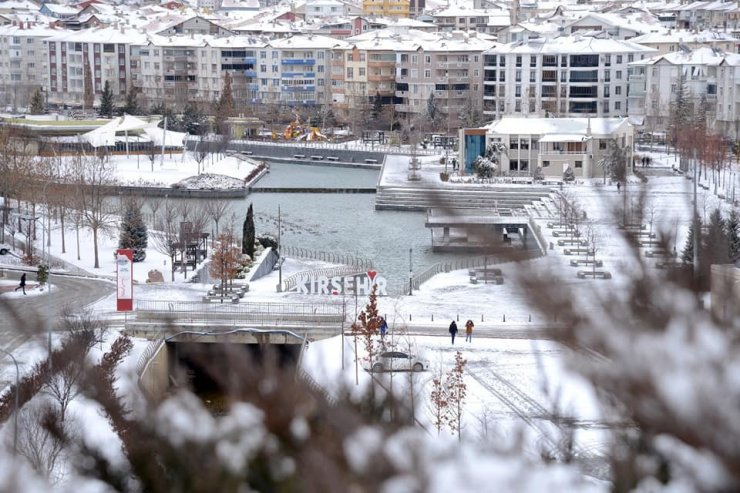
[{"left": 116, "top": 249, "right": 133, "bottom": 311}]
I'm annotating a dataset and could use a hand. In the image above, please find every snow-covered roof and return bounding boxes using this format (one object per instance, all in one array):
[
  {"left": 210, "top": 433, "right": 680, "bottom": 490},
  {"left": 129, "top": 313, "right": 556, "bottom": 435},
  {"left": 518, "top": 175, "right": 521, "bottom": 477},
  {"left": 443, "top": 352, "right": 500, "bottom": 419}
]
[
  {"left": 347, "top": 28, "right": 496, "bottom": 52},
  {"left": 41, "top": 3, "right": 80, "bottom": 15},
  {"left": 45, "top": 25, "right": 148, "bottom": 44},
  {"left": 488, "top": 34, "right": 657, "bottom": 55},
  {"left": 268, "top": 33, "right": 350, "bottom": 49},
  {"left": 486, "top": 117, "right": 631, "bottom": 137},
  {"left": 0, "top": 0, "right": 40, "bottom": 11},
  {"left": 566, "top": 11, "right": 665, "bottom": 36},
  {"left": 630, "top": 46, "right": 740, "bottom": 67},
  {"left": 631, "top": 30, "right": 739, "bottom": 45},
  {"left": 81, "top": 115, "right": 155, "bottom": 148},
  {"left": 0, "top": 22, "right": 57, "bottom": 36}
]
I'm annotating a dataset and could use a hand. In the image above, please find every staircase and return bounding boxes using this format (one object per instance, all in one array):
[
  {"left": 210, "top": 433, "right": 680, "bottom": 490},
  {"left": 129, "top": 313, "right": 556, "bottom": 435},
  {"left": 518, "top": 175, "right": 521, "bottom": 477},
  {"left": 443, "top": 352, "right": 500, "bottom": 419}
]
[{"left": 375, "top": 185, "right": 555, "bottom": 212}]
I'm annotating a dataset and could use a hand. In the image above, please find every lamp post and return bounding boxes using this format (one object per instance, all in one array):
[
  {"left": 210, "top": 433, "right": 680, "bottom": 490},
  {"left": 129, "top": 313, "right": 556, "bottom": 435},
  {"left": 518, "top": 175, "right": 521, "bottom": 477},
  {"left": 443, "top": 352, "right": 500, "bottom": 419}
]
[
  {"left": 408, "top": 247, "right": 413, "bottom": 296},
  {"left": 0, "top": 348, "right": 19, "bottom": 453},
  {"left": 277, "top": 205, "right": 282, "bottom": 292}
]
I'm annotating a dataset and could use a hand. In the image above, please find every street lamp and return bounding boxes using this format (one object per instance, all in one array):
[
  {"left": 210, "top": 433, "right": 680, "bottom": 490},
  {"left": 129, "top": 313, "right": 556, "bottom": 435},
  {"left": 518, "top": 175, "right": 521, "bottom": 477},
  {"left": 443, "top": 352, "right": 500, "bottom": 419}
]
[
  {"left": 408, "top": 247, "right": 413, "bottom": 296},
  {"left": 0, "top": 348, "right": 19, "bottom": 453}
]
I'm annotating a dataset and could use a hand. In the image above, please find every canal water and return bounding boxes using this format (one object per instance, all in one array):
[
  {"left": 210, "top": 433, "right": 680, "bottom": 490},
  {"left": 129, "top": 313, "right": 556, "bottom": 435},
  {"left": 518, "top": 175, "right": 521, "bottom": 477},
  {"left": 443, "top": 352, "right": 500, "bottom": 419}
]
[{"left": 143, "top": 161, "right": 474, "bottom": 292}]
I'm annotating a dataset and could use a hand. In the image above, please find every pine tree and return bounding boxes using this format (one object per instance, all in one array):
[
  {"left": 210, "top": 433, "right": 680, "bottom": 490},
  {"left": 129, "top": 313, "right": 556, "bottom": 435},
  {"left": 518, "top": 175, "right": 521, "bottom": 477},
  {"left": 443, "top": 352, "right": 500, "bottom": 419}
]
[
  {"left": 214, "top": 72, "right": 234, "bottom": 135},
  {"left": 122, "top": 83, "right": 139, "bottom": 115},
  {"left": 99, "top": 81, "right": 114, "bottom": 118},
  {"left": 426, "top": 93, "right": 439, "bottom": 126},
  {"left": 704, "top": 208, "right": 729, "bottom": 265},
  {"left": 242, "top": 203, "right": 255, "bottom": 258},
  {"left": 119, "top": 201, "right": 148, "bottom": 262},
  {"left": 371, "top": 91, "right": 383, "bottom": 126},
  {"left": 726, "top": 209, "right": 740, "bottom": 262},
  {"left": 668, "top": 72, "right": 691, "bottom": 149},
  {"left": 682, "top": 220, "right": 699, "bottom": 265},
  {"left": 83, "top": 59, "right": 94, "bottom": 111},
  {"left": 182, "top": 103, "right": 206, "bottom": 135},
  {"left": 29, "top": 87, "right": 45, "bottom": 115}
]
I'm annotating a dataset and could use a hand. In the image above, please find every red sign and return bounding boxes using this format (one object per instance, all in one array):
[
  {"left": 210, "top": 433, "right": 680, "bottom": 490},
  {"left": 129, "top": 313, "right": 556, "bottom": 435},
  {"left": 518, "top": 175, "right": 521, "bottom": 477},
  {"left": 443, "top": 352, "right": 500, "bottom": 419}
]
[{"left": 116, "top": 249, "right": 133, "bottom": 311}]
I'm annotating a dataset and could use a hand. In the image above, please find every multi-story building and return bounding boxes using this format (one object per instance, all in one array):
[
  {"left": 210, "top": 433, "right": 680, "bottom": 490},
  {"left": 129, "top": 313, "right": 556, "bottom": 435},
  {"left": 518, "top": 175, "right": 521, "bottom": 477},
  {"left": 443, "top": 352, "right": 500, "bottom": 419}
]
[
  {"left": 0, "top": 23, "right": 55, "bottom": 109},
  {"left": 361, "top": 0, "right": 411, "bottom": 19},
  {"left": 45, "top": 26, "right": 147, "bottom": 107},
  {"left": 629, "top": 30, "right": 738, "bottom": 56},
  {"left": 628, "top": 47, "right": 740, "bottom": 138},
  {"left": 483, "top": 34, "right": 656, "bottom": 121}
]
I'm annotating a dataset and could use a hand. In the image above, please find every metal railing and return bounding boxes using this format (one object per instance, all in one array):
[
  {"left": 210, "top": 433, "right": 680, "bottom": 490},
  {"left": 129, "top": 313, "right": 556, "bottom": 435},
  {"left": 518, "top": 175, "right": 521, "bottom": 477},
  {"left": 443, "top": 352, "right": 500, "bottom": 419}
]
[
  {"left": 411, "top": 255, "right": 508, "bottom": 291},
  {"left": 281, "top": 245, "right": 373, "bottom": 269},
  {"left": 225, "top": 138, "right": 440, "bottom": 156},
  {"left": 133, "top": 300, "right": 345, "bottom": 316},
  {"left": 136, "top": 335, "right": 166, "bottom": 378}
]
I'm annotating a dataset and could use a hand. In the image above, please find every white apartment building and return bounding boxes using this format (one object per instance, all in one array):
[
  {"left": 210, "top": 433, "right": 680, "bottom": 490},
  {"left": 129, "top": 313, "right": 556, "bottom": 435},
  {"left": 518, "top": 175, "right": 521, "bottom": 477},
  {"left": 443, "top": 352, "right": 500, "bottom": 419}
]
[
  {"left": 0, "top": 23, "right": 54, "bottom": 110},
  {"left": 45, "top": 26, "right": 147, "bottom": 107},
  {"left": 483, "top": 35, "right": 656, "bottom": 120},
  {"left": 628, "top": 47, "right": 740, "bottom": 138},
  {"left": 304, "top": 0, "right": 348, "bottom": 20},
  {"left": 630, "top": 30, "right": 739, "bottom": 56}
]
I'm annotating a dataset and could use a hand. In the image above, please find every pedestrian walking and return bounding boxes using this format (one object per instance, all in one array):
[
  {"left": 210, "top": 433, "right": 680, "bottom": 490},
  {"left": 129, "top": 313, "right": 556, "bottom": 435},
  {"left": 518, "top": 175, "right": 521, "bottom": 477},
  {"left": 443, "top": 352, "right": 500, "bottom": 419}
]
[
  {"left": 465, "top": 319, "right": 474, "bottom": 343},
  {"left": 14, "top": 273, "right": 26, "bottom": 295},
  {"left": 616, "top": 181, "right": 621, "bottom": 193},
  {"left": 449, "top": 320, "right": 458, "bottom": 345},
  {"left": 379, "top": 317, "right": 388, "bottom": 339}
]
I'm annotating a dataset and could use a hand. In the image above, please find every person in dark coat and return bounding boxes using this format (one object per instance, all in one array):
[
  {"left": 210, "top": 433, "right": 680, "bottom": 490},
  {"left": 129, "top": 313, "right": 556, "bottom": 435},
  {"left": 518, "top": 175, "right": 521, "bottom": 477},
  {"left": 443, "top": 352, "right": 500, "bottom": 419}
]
[
  {"left": 379, "top": 317, "right": 388, "bottom": 339},
  {"left": 14, "top": 273, "right": 26, "bottom": 295},
  {"left": 449, "top": 320, "right": 458, "bottom": 345}
]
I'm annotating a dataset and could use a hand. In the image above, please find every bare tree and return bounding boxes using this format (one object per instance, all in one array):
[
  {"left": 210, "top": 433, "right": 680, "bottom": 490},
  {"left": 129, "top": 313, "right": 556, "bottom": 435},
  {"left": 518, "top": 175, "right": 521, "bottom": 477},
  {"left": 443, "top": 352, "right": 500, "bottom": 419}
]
[
  {"left": 16, "top": 403, "right": 67, "bottom": 482},
  {"left": 208, "top": 231, "right": 241, "bottom": 302},
  {"left": 445, "top": 351, "right": 467, "bottom": 441},
  {"left": 204, "top": 198, "right": 230, "bottom": 242},
  {"left": 72, "top": 153, "right": 116, "bottom": 268}
]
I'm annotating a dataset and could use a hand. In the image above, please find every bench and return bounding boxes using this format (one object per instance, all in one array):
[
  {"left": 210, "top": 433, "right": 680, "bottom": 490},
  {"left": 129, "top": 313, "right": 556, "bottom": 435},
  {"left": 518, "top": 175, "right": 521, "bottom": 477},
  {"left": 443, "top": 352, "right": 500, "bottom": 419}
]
[
  {"left": 563, "top": 248, "right": 594, "bottom": 256},
  {"left": 470, "top": 275, "right": 504, "bottom": 285},
  {"left": 241, "top": 151, "right": 253, "bottom": 155},
  {"left": 293, "top": 154, "right": 306, "bottom": 159},
  {"left": 364, "top": 159, "right": 378, "bottom": 164},
  {"left": 557, "top": 239, "right": 587, "bottom": 246},
  {"left": 326, "top": 156, "right": 339, "bottom": 161},
  {"left": 577, "top": 270, "right": 612, "bottom": 279},
  {"left": 645, "top": 249, "right": 675, "bottom": 258},
  {"left": 570, "top": 259, "right": 603, "bottom": 268},
  {"left": 310, "top": 155, "right": 324, "bottom": 160},
  {"left": 469, "top": 268, "right": 504, "bottom": 285}
]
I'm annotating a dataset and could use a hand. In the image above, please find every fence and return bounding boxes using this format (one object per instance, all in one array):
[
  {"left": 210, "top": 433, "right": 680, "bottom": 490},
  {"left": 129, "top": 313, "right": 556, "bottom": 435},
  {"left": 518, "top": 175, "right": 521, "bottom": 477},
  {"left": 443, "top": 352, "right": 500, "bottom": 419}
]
[
  {"left": 226, "top": 138, "right": 440, "bottom": 157},
  {"left": 528, "top": 217, "right": 549, "bottom": 256},
  {"left": 136, "top": 335, "right": 166, "bottom": 378},
  {"left": 282, "top": 265, "right": 367, "bottom": 293},
  {"left": 410, "top": 255, "right": 507, "bottom": 291},
  {"left": 281, "top": 245, "right": 373, "bottom": 269},
  {"left": 134, "top": 299, "right": 345, "bottom": 316}
]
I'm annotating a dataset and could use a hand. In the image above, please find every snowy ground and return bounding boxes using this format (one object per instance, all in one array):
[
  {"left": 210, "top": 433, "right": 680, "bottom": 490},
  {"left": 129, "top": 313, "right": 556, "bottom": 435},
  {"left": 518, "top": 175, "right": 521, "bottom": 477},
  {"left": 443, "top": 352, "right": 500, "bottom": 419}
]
[{"left": 86, "top": 152, "right": 259, "bottom": 188}]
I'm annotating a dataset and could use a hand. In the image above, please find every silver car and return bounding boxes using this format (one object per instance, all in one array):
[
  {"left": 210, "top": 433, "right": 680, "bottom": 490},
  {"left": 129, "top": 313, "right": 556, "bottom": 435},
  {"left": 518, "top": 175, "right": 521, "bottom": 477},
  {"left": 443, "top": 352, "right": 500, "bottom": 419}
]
[{"left": 369, "top": 351, "right": 429, "bottom": 373}]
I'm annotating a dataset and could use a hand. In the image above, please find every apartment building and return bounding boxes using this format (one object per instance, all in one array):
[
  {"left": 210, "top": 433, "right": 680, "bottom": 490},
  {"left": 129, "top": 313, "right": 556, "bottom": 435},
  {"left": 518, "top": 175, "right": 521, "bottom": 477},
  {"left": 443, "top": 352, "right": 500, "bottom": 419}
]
[
  {"left": 362, "top": 0, "right": 411, "bottom": 19},
  {"left": 45, "top": 26, "right": 147, "bottom": 107},
  {"left": 0, "top": 23, "right": 54, "bottom": 109},
  {"left": 483, "top": 35, "right": 656, "bottom": 121},
  {"left": 627, "top": 47, "right": 740, "bottom": 138},
  {"left": 393, "top": 31, "right": 495, "bottom": 123},
  {"left": 630, "top": 30, "right": 738, "bottom": 56},
  {"left": 260, "top": 34, "right": 345, "bottom": 107}
]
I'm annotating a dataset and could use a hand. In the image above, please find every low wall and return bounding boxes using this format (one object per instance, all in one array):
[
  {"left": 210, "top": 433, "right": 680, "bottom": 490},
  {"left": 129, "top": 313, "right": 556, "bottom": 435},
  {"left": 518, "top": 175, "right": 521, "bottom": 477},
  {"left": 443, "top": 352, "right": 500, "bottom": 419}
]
[
  {"left": 194, "top": 140, "right": 387, "bottom": 164},
  {"left": 249, "top": 247, "right": 279, "bottom": 282},
  {"left": 138, "top": 342, "right": 170, "bottom": 403}
]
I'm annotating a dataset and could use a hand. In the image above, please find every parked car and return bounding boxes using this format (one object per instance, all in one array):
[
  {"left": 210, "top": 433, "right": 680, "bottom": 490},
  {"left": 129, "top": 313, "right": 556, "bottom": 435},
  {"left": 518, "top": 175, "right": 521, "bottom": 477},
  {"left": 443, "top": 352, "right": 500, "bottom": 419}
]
[
  {"left": 0, "top": 243, "right": 10, "bottom": 255},
  {"left": 368, "top": 351, "right": 429, "bottom": 373}
]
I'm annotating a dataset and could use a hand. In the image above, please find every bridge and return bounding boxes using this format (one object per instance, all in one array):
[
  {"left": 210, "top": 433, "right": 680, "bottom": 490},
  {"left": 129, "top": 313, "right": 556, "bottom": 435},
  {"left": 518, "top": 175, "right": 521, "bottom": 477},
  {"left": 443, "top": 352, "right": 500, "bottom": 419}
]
[{"left": 425, "top": 209, "right": 535, "bottom": 253}]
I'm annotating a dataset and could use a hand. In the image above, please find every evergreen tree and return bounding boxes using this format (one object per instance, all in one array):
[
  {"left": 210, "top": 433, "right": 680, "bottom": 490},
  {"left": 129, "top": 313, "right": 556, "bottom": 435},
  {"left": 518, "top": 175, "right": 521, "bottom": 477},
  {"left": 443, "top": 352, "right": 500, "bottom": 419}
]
[
  {"left": 83, "top": 59, "right": 94, "bottom": 111},
  {"left": 704, "top": 208, "right": 729, "bottom": 264},
  {"left": 99, "top": 81, "right": 114, "bottom": 118},
  {"left": 119, "top": 200, "right": 148, "bottom": 262},
  {"left": 214, "top": 72, "right": 234, "bottom": 135},
  {"left": 426, "top": 92, "right": 439, "bottom": 126},
  {"left": 181, "top": 103, "right": 206, "bottom": 135},
  {"left": 668, "top": 72, "right": 691, "bottom": 149},
  {"left": 121, "top": 83, "right": 139, "bottom": 115},
  {"left": 242, "top": 203, "right": 255, "bottom": 258},
  {"left": 599, "top": 139, "right": 628, "bottom": 184},
  {"left": 682, "top": 219, "right": 700, "bottom": 265},
  {"left": 726, "top": 209, "right": 740, "bottom": 262},
  {"left": 563, "top": 166, "right": 575, "bottom": 182},
  {"left": 29, "top": 87, "right": 45, "bottom": 115},
  {"left": 458, "top": 96, "right": 484, "bottom": 128}
]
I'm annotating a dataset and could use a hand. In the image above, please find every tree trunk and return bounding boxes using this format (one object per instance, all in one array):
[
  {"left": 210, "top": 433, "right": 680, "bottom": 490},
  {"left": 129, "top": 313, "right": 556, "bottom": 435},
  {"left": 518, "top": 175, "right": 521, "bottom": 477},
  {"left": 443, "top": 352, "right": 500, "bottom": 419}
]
[
  {"left": 60, "top": 212, "right": 66, "bottom": 254},
  {"left": 93, "top": 227, "right": 99, "bottom": 268},
  {"left": 76, "top": 223, "right": 80, "bottom": 261}
]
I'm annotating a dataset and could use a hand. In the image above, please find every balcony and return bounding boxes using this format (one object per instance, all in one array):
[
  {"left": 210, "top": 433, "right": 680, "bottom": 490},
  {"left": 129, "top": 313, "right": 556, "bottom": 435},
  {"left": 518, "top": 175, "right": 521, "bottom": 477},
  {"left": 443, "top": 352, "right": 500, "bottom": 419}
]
[
  {"left": 368, "top": 59, "right": 396, "bottom": 68},
  {"left": 281, "top": 85, "right": 315, "bottom": 91},
  {"left": 244, "top": 57, "right": 257, "bottom": 64},
  {"left": 281, "top": 59, "right": 315, "bottom": 65},
  {"left": 244, "top": 69, "right": 257, "bottom": 77},
  {"left": 282, "top": 72, "right": 315, "bottom": 78},
  {"left": 569, "top": 87, "right": 598, "bottom": 99}
]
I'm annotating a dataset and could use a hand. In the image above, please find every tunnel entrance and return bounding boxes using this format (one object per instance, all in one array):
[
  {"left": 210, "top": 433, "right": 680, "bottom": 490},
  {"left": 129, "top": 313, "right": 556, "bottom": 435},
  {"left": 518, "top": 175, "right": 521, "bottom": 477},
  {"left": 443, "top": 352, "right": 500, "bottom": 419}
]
[{"left": 168, "top": 341, "right": 302, "bottom": 414}]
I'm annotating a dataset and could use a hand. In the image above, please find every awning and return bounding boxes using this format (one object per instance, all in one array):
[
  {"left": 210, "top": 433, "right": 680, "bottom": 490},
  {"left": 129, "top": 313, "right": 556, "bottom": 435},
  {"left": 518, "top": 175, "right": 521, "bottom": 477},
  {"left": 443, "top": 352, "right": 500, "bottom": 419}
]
[{"left": 538, "top": 134, "right": 591, "bottom": 143}]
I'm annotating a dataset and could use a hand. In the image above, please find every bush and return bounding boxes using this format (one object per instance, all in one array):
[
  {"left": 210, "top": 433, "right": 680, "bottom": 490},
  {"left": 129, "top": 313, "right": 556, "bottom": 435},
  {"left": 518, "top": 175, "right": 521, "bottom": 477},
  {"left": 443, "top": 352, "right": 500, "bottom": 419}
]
[
  {"left": 563, "top": 167, "right": 575, "bottom": 182},
  {"left": 37, "top": 264, "right": 49, "bottom": 285},
  {"left": 257, "top": 234, "right": 278, "bottom": 250}
]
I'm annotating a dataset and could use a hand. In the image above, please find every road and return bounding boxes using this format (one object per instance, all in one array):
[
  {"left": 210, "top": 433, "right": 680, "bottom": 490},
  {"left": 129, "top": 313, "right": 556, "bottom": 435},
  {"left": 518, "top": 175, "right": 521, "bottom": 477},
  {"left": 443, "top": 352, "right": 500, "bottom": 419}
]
[{"left": 0, "top": 269, "right": 114, "bottom": 353}]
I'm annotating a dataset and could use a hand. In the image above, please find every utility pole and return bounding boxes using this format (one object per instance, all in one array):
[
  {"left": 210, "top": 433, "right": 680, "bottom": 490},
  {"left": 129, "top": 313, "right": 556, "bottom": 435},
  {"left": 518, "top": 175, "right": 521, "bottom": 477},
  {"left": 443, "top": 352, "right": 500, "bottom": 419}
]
[
  {"left": 277, "top": 205, "right": 282, "bottom": 292},
  {"left": 408, "top": 247, "right": 413, "bottom": 296},
  {"left": 693, "top": 148, "right": 699, "bottom": 287}
]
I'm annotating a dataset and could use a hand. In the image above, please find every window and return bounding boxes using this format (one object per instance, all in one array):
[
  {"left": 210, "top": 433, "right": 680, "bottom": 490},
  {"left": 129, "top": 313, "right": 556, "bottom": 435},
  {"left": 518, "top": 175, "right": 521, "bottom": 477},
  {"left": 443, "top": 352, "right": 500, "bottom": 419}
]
[
  {"left": 272, "top": 65, "right": 278, "bottom": 72},
  {"left": 346, "top": 67, "right": 353, "bottom": 78},
  {"left": 499, "top": 71, "right": 505, "bottom": 82},
  {"left": 260, "top": 64, "right": 266, "bottom": 72},
  {"left": 628, "top": 54, "right": 634, "bottom": 63},
  {"left": 260, "top": 51, "right": 266, "bottom": 59},
  {"left": 424, "top": 69, "right": 430, "bottom": 78},
  {"left": 604, "top": 86, "right": 610, "bottom": 97},
  {"left": 615, "top": 101, "right": 621, "bottom": 110},
  {"left": 515, "top": 85, "right": 521, "bottom": 97},
  {"left": 616, "top": 55, "right": 622, "bottom": 64},
  {"left": 616, "top": 70, "right": 622, "bottom": 80},
  {"left": 359, "top": 67, "right": 365, "bottom": 76},
  {"left": 575, "top": 161, "right": 582, "bottom": 168},
  {"left": 515, "top": 70, "right": 521, "bottom": 82},
  {"left": 515, "top": 55, "right": 521, "bottom": 67},
  {"left": 411, "top": 55, "right": 417, "bottom": 64},
  {"left": 103, "top": 44, "right": 115, "bottom": 53},
  {"left": 615, "top": 86, "right": 621, "bottom": 95},
  {"left": 272, "top": 51, "right": 278, "bottom": 59},
  {"left": 599, "top": 141, "right": 607, "bottom": 150},
  {"left": 530, "top": 72, "right": 536, "bottom": 82},
  {"left": 530, "top": 56, "right": 536, "bottom": 67},
  {"left": 425, "top": 55, "right": 431, "bottom": 64},
  {"left": 542, "top": 160, "right": 550, "bottom": 167},
  {"left": 605, "top": 55, "right": 611, "bottom": 66}
]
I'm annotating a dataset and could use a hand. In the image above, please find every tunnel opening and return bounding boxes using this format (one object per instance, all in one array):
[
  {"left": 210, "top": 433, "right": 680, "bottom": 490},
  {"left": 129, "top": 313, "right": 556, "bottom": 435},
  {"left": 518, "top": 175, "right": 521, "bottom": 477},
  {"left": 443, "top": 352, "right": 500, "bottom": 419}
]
[{"left": 168, "top": 341, "right": 302, "bottom": 414}]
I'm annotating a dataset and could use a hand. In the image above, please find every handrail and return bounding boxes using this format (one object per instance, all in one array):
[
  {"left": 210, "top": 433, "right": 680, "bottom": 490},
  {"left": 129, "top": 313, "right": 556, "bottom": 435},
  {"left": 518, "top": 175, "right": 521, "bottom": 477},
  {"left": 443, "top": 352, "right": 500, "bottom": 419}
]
[
  {"left": 280, "top": 245, "right": 373, "bottom": 269},
  {"left": 282, "top": 265, "right": 367, "bottom": 292}
]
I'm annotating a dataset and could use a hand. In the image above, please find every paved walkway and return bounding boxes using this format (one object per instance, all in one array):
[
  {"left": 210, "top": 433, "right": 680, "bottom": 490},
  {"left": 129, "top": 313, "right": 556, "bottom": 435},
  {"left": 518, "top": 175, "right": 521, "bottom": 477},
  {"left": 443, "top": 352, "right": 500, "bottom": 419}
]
[{"left": 0, "top": 269, "right": 114, "bottom": 353}]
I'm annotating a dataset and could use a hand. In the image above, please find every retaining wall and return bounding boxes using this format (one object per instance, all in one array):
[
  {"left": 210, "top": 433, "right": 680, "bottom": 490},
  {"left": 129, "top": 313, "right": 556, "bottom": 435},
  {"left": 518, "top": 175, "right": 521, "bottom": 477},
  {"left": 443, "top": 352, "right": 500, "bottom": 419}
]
[
  {"left": 249, "top": 247, "right": 279, "bottom": 282},
  {"left": 138, "top": 343, "right": 170, "bottom": 403}
]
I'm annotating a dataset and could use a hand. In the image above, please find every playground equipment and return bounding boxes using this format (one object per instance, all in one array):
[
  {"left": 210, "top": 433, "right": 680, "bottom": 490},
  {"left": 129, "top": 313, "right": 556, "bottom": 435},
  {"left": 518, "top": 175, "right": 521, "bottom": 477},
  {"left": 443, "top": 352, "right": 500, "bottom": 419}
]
[{"left": 282, "top": 113, "right": 327, "bottom": 141}]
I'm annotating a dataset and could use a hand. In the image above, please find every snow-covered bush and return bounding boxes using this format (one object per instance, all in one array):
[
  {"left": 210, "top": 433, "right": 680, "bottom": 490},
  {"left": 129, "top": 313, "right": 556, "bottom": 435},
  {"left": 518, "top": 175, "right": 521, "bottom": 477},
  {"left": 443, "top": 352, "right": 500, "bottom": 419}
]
[
  {"left": 563, "top": 167, "right": 575, "bottom": 182},
  {"left": 474, "top": 156, "right": 497, "bottom": 178},
  {"left": 533, "top": 166, "right": 545, "bottom": 181}
]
